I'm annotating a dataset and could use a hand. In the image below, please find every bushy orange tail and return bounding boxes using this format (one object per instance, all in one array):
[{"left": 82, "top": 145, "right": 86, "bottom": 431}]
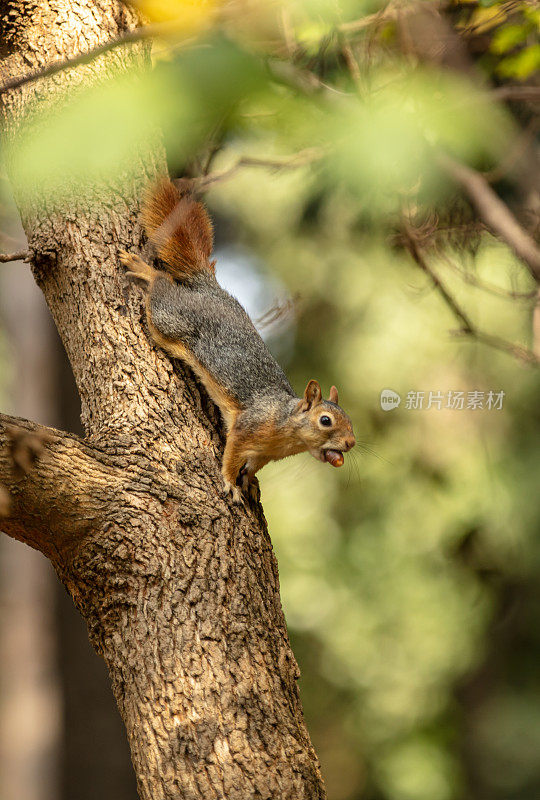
[{"left": 141, "top": 178, "right": 214, "bottom": 281}]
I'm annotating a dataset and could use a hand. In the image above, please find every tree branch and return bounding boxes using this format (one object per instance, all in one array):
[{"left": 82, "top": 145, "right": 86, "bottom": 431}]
[
  {"left": 403, "top": 228, "right": 540, "bottom": 366},
  {"left": 439, "top": 153, "right": 540, "bottom": 282},
  {"left": 338, "top": 5, "right": 397, "bottom": 34},
  {"left": 192, "top": 148, "right": 325, "bottom": 189},
  {"left": 438, "top": 250, "right": 538, "bottom": 302},
  {"left": 403, "top": 227, "right": 474, "bottom": 333},
  {"left": 483, "top": 118, "right": 540, "bottom": 184},
  {"left": 492, "top": 85, "right": 540, "bottom": 103},
  {"left": 0, "top": 20, "right": 193, "bottom": 96},
  {"left": 0, "top": 249, "right": 28, "bottom": 262},
  {"left": 451, "top": 326, "right": 540, "bottom": 366},
  {"left": 0, "top": 414, "right": 115, "bottom": 557}
]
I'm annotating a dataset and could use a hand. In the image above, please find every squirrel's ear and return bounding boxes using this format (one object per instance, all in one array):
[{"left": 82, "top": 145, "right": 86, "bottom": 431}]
[
  {"left": 329, "top": 385, "right": 339, "bottom": 404},
  {"left": 300, "top": 379, "right": 322, "bottom": 411}
]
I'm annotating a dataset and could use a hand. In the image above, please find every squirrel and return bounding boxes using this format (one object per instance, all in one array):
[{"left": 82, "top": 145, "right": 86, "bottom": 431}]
[{"left": 120, "top": 178, "right": 356, "bottom": 503}]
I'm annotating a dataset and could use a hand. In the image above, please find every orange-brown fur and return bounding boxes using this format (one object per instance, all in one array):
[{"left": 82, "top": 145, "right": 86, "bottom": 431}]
[
  {"left": 141, "top": 178, "right": 215, "bottom": 281},
  {"left": 222, "top": 417, "right": 304, "bottom": 485}
]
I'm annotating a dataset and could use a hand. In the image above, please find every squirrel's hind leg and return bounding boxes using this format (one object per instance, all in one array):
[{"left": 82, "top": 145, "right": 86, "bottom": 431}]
[{"left": 120, "top": 251, "right": 158, "bottom": 284}]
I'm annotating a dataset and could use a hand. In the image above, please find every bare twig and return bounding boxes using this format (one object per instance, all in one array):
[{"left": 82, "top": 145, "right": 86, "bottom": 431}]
[
  {"left": 280, "top": 7, "right": 297, "bottom": 59},
  {"left": 268, "top": 59, "right": 353, "bottom": 97},
  {"left": 438, "top": 250, "right": 538, "bottom": 301},
  {"left": 151, "top": 150, "right": 323, "bottom": 265},
  {"left": 492, "top": 85, "right": 540, "bottom": 103},
  {"left": 403, "top": 226, "right": 540, "bottom": 366},
  {"left": 192, "top": 147, "right": 325, "bottom": 190},
  {"left": 483, "top": 118, "right": 540, "bottom": 183},
  {"left": 201, "top": 142, "right": 224, "bottom": 177},
  {"left": 255, "top": 293, "right": 301, "bottom": 330},
  {"left": 451, "top": 327, "right": 540, "bottom": 366},
  {"left": 404, "top": 228, "right": 474, "bottom": 333},
  {"left": 151, "top": 150, "right": 324, "bottom": 260},
  {"left": 0, "top": 249, "right": 28, "bottom": 262},
  {"left": 338, "top": 5, "right": 397, "bottom": 34},
  {"left": 340, "top": 34, "right": 362, "bottom": 84},
  {"left": 439, "top": 153, "right": 540, "bottom": 283},
  {"left": 460, "top": 1, "right": 519, "bottom": 36},
  {"left": 0, "top": 20, "right": 194, "bottom": 96}
]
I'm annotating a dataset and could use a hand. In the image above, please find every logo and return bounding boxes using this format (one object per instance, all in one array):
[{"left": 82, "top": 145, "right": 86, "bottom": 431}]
[{"left": 380, "top": 389, "right": 401, "bottom": 411}]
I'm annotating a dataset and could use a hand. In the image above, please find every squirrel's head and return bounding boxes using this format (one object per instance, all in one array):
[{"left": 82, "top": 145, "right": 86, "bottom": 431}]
[{"left": 295, "top": 380, "right": 355, "bottom": 467}]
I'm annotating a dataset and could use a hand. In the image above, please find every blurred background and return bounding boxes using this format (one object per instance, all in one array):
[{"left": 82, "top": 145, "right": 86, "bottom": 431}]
[{"left": 1, "top": 1, "right": 539, "bottom": 799}]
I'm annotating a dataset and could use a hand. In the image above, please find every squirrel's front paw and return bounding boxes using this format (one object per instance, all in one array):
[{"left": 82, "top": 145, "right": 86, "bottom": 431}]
[{"left": 222, "top": 479, "right": 243, "bottom": 505}]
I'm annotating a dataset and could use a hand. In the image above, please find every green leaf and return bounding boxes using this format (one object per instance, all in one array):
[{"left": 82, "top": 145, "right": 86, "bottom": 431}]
[
  {"left": 491, "top": 24, "right": 529, "bottom": 54},
  {"left": 497, "top": 44, "right": 540, "bottom": 79}
]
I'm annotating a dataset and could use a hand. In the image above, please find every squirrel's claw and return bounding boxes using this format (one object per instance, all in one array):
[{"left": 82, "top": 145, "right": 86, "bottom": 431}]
[
  {"left": 239, "top": 469, "right": 259, "bottom": 503},
  {"left": 236, "top": 466, "right": 260, "bottom": 503},
  {"left": 239, "top": 469, "right": 250, "bottom": 493},
  {"left": 222, "top": 479, "right": 243, "bottom": 505},
  {"left": 247, "top": 476, "right": 260, "bottom": 502}
]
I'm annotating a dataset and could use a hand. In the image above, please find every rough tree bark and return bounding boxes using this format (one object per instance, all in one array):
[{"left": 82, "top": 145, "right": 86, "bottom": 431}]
[{"left": 0, "top": 2, "right": 326, "bottom": 798}]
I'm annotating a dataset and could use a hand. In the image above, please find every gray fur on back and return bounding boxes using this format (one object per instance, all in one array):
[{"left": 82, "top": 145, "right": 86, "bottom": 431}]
[{"left": 149, "top": 274, "right": 295, "bottom": 407}]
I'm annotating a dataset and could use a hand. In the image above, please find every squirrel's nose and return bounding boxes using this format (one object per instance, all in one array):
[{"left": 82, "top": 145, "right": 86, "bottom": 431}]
[{"left": 344, "top": 437, "right": 355, "bottom": 452}]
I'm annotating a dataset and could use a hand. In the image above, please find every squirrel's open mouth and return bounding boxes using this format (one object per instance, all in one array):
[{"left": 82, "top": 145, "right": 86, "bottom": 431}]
[{"left": 321, "top": 449, "right": 344, "bottom": 467}]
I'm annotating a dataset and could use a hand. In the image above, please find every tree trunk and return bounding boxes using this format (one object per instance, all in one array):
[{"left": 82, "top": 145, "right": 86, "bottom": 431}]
[{"left": 0, "top": 2, "right": 326, "bottom": 798}]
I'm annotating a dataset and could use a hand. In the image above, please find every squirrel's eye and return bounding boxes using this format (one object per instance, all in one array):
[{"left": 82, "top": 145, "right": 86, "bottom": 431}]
[{"left": 320, "top": 415, "right": 332, "bottom": 427}]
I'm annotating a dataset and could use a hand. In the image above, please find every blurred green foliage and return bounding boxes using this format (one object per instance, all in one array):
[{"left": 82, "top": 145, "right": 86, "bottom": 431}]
[
  {"left": 2, "top": 1, "right": 539, "bottom": 798},
  {"left": 210, "top": 162, "right": 539, "bottom": 799},
  {"left": 479, "top": 1, "right": 540, "bottom": 79},
  {"left": 7, "top": 14, "right": 512, "bottom": 209}
]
